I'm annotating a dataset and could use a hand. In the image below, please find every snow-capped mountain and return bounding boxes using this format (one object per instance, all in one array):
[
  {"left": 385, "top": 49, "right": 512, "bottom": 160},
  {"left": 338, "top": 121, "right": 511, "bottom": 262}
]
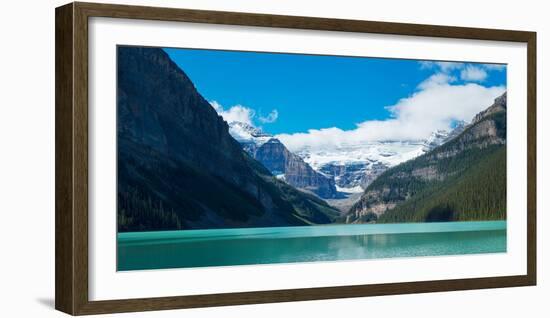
[
  {"left": 346, "top": 93, "right": 507, "bottom": 224},
  {"left": 422, "top": 130, "right": 449, "bottom": 152},
  {"left": 422, "top": 121, "right": 467, "bottom": 152},
  {"left": 445, "top": 120, "right": 468, "bottom": 141},
  {"left": 297, "top": 122, "right": 468, "bottom": 193},
  {"left": 227, "top": 120, "right": 459, "bottom": 196},
  {"left": 228, "top": 122, "right": 272, "bottom": 154},
  {"left": 229, "top": 121, "right": 271, "bottom": 141},
  {"left": 302, "top": 122, "right": 468, "bottom": 193},
  {"left": 296, "top": 141, "right": 427, "bottom": 192},
  {"left": 227, "top": 122, "right": 338, "bottom": 198}
]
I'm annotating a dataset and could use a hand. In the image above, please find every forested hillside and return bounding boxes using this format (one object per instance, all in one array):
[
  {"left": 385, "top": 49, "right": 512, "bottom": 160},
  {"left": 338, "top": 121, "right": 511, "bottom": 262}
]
[
  {"left": 117, "top": 47, "right": 339, "bottom": 231},
  {"left": 345, "top": 93, "right": 507, "bottom": 223}
]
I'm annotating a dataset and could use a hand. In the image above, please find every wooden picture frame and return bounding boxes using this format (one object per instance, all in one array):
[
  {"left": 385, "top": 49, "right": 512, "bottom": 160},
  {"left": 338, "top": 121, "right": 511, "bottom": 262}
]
[{"left": 55, "top": 2, "right": 536, "bottom": 315}]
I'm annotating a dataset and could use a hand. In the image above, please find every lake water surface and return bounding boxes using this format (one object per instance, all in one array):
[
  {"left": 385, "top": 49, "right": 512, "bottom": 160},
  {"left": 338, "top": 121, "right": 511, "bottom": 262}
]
[{"left": 117, "top": 221, "right": 506, "bottom": 271}]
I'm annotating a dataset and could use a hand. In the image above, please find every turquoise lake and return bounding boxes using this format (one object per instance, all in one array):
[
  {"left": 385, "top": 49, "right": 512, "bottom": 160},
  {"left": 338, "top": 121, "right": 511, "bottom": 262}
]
[{"left": 117, "top": 221, "right": 506, "bottom": 271}]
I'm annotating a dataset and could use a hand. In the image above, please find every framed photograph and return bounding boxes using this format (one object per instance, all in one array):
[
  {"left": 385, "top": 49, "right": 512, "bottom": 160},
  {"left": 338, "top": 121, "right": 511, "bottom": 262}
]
[{"left": 55, "top": 2, "right": 536, "bottom": 315}]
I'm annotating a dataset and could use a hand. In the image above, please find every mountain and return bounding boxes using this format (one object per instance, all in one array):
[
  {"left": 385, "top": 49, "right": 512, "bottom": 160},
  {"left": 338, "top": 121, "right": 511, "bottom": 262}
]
[
  {"left": 421, "top": 121, "right": 467, "bottom": 152},
  {"left": 117, "top": 47, "right": 339, "bottom": 231},
  {"left": 345, "top": 93, "right": 507, "bottom": 223},
  {"left": 292, "top": 123, "right": 467, "bottom": 194},
  {"left": 255, "top": 139, "right": 338, "bottom": 198},
  {"left": 422, "top": 130, "right": 450, "bottom": 152},
  {"left": 228, "top": 121, "right": 272, "bottom": 154},
  {"left": 229, "top": 122, "right": 460, "bottom": 200},
  {"left": 295, "top": 140, "right": 430, "bottom": 193},
  {"left": 228, "top": 122, "right": 338, "bottom": 199}
]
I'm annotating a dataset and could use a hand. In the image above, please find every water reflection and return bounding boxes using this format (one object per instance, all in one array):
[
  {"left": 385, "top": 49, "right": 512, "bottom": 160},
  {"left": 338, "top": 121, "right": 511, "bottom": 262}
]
[{"left": 118, "top": 226, "right": 506, "bottom": 270}]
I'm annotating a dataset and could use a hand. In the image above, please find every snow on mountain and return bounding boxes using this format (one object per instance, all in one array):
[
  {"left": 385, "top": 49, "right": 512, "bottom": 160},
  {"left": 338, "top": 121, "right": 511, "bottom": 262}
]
[
  {"left": 296, "top": 141, "right": 427, "bottom": 191},
  {"left": 298, "top": 122, "right": 467, "bottom": 192},
  {"left": 227, "top": 122, "right": 338, "bottom": 198},
  {"left": 228, "top": 121, "right": 271, "bottom": 143},
  {"left": 422, "top": 130, "right": 449, "bottom": 152},
  {"left": 446, "top": 120, "right": 468, "bottom": 141},
  {"left": 422, "top": 121, "right": 467, "bottom": 152},
  {"left": 228, "top": 122, "right": 272, "bottom": 154},
  {"left": 297, "top": 141, "right": 426, "bottom": 171},
  {"left": 226, "top": 120, "right": 455, "bottom": 195}
]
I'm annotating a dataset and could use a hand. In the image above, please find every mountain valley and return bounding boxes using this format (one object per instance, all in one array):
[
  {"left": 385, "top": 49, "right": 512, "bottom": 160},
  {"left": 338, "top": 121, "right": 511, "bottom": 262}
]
[{"left": 117, "top": 46, "right": 506, "bottom": 230}]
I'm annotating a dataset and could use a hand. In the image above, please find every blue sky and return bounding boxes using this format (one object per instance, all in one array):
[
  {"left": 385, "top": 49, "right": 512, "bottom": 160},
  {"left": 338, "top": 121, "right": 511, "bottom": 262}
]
[{"left": 164, "top": 47, "right": 506, "bottom": 148}]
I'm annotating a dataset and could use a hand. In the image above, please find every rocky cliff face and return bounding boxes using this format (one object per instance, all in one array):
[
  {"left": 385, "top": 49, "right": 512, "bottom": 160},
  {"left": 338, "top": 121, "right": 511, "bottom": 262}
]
[
  {"left": 117, "top": 47, "right": 339, "bottom": 231},
  {"left": 294, "top": 135, "right": 452, "bottom": 194},
  {"left": 319, "top": 160, "right": 389, "bottom": 191},
  {"left": 472, "top": 92, "right": 506, "bottom": 124},
  {"left": 229, "top": 122, "right": 454, "bottom": 198},
  {"left": 253, "top": 139, "right": 287, "bottom": 175},
  {"left": 254, "top": 139, "right": 338, "bottom": 198},
  {"left": 421, "top": 121, "right": 467, "bottom": 152},
  {"left": 345, "top": 92, "right": 507, "bottom": 223},
  {"left": 227, "top": 122, "right": 338, "bottom": 199}
]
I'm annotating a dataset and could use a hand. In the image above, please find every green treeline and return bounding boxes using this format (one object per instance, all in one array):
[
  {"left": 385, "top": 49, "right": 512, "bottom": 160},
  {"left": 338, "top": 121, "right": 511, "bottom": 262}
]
[
  {"left": 350, "top": 109, "right": 507, "bottom": 224},
  {"left": 117, "top": 150, "right": 340, "bottom": 232},
  {"left": 118, "top": 186, "right": 183, "bottom": 231},
  {"left": 378, "top": 146, "right": 506, "bottom": 222}
]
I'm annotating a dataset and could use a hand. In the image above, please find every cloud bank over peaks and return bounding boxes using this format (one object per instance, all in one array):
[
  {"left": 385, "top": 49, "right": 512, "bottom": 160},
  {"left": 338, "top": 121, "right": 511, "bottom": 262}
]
[
  {"left": 210, "top": 61, "right": 505, "bottom": 154},
  {"left": 275, "top": 63, "right": 505, "bottom": 152}
]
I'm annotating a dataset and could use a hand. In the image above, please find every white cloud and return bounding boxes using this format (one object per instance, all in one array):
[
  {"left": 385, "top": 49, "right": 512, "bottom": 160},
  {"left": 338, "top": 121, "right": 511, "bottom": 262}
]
[
  {"left": 210, "top": 101, "right": 278, "bottom": 126},
  {"left": 276, "top": 81, "right": 505, "bottom": 152},
  {"left": 418, "top": 73, "right": 456, "bottom": 89},
  {"left": 210, "top": 63, "right": 505, "bottom": 153},
  {"left": 259, "top": 110, "right": 279, "bottom": 123},
  {"left": 419, "top": 61, "right": 465, "bottom": 72},
  {"left": 483, "top": 63, "right": 506, "bottom": 71},
  {"left": 418, "top": 61, "right": 434, "bottom": 70},
  {"left": 420, "top": 61, "right": 505, "bottom": 79},
  {"left": 460, "top": 65, "right": 488, "bottom": 82},
  {"left": 209, "top": 100, "right": 223, "bottom": 113},
  {"left": 210, "top": 101, "right": 255, "bottom": 125}
]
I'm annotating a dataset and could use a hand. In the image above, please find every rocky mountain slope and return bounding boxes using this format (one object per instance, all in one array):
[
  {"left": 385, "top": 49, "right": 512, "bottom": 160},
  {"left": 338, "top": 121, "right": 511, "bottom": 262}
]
[
  {"left": 228, "top": 113, "right": 469, "bottom": 202},
  {"left": 117, "top": 47, "right": 339, "bottom": 231},
  {"left": 229, "top": 121, "right": 464, "bottom": 202},
  {"left": 228, "top": 121, "right": 272, "bottom": 154},
  {"left": 302, "top": 142, "right": 423, "bottom": 192},
  {"left": 293, "top": 127, "right": 465, "bottom": 193},
  {"left": 345, "top": 93, "right": 507, "bottom": 223},
  {"left": 228, "top": 122, "right": 338, "bottom": 199},
  {"left": 255, "top": 139, "right": 338, "bottom": 198},
  {"left": 421, "top": 121, "right": 467, "bottom": 152}
]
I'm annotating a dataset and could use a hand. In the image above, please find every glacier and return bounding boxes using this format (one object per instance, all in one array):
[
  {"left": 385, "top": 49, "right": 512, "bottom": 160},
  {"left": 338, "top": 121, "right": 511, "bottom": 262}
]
[{"left": 226, "top": 120, "right": 464, "bottom": 195}]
